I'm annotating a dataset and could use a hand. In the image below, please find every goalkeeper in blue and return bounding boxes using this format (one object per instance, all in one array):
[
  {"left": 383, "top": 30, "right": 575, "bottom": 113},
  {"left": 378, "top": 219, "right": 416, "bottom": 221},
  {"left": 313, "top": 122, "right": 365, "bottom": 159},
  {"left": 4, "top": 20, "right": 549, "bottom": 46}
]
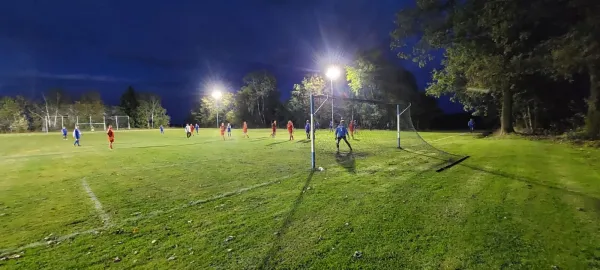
[{"left": 335, "top": 120, "right": 352, "bottom": 152}]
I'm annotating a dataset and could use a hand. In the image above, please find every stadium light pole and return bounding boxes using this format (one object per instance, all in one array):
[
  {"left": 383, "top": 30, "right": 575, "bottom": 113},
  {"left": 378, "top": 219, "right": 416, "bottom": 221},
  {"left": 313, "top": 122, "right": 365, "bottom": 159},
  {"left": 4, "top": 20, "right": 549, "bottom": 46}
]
[
  {"left": 211, "top": 90, "right": 222, "bottom": 128},
  {"left": 325, "top": 66, "right": 341, "bottom": 127}
]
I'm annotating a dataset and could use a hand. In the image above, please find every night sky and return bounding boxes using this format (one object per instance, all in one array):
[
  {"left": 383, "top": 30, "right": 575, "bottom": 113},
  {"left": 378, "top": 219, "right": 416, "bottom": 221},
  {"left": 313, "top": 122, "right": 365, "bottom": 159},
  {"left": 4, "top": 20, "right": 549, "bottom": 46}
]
[{"left": 0, "top": 0, "right": 463, "bottom": 123}]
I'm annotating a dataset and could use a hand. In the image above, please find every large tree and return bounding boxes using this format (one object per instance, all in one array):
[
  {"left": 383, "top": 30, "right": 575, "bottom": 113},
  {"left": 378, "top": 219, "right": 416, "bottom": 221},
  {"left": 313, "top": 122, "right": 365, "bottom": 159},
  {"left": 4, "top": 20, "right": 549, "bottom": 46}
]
[
  {"left": 391, "top": 0, "right": 566, "bottom": 134},
  {"left": 287, "top": 74, "right": 327, "bottom": 124},
  {"left": 345, "top": 49, "right": 441, "bottom": 129},
  {"left": 537, "top": 0, "right": 600, "bottom": 138},
  {"left": 136, "top": 93, "right": 170, "bottom": 128},
  {"left": 23, "top": 89, "right": 72, "bottom": 130},
  {"left": 0, "top": 96, "right": 28, "bottom": 132},
  {"left": 238, "top": 71, "right": 279, "bottom": 126},
  {"left": 197, "top": 92, "right": 237, "bottom": 127},
  {"left": 120, "top": 86, "right": 140, "bottom": 126}
]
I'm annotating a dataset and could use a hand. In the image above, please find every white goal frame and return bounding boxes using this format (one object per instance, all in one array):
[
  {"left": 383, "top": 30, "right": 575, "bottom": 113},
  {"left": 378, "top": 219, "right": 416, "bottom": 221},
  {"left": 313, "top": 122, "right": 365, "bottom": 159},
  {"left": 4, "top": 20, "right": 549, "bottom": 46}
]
[{"left": 309, "top": 94, "right": 409, "bottom": 170}]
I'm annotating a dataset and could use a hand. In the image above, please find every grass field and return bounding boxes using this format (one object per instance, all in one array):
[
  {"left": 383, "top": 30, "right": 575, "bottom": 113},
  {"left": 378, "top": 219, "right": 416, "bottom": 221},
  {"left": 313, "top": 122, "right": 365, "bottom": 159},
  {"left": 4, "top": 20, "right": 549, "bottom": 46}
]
[{"left": 1, "top": 128, "right": 600, "bottom": 269}]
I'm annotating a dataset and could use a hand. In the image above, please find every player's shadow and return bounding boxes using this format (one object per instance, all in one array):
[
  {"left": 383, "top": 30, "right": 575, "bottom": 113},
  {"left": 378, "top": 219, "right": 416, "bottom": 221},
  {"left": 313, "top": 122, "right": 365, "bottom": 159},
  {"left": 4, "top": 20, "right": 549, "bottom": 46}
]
[
  {"left": 461, "top": 163, "right": 600, "bottom": 203},
  {"left": 249, "top": 137, "right": 269, "bottom": 142},
  {"left": 266, "top": 140, "right": 291, "bottom": 146},
  {"left": 259, "top": 171, "right": 315, "bottom": 269},
  {"left": 335, "top": 152, "right": 356, "bottom": 174},
  {"left": 296, "top": 139, "right": 311, "bottom": 144},
  {"left": 403, "top": 149, "right": 600, "bottom": 204}
]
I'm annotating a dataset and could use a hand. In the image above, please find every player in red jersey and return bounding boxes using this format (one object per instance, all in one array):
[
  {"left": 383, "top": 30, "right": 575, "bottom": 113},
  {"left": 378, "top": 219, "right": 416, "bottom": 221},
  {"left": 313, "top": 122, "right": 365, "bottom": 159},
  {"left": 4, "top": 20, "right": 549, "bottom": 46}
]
[
  {"left": 287, "top": 120, "right": 294, "bottom": 141},
  {"left": 107, "top": 125, "right": 115, "bottom": 149},
  {"left": 348, "top": 120, "right": 355, "bottom": 140},
  {"left": 271, "top": 120, "right": 277, "bottom": 138},
  {"left": 220, "top": 122, "right": 226, "bottom": 140},
  {"left": 242, "top": 121, "right": 249, "bottom": 138}
]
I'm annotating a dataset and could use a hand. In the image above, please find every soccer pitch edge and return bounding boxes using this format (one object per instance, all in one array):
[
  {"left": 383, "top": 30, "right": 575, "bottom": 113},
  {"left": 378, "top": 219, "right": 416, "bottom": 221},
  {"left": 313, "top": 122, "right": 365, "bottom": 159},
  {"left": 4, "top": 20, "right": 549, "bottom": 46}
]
[{"left": 0, "top": 131, "right": 463, "bottom": 257}]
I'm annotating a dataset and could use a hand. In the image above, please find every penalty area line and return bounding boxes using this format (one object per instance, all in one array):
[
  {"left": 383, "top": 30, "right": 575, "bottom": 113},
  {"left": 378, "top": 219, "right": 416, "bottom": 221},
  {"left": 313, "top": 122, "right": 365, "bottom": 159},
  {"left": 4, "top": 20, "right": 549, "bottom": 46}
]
[{"left": 81, "top": 178, "right": 111, "bottom": 227}]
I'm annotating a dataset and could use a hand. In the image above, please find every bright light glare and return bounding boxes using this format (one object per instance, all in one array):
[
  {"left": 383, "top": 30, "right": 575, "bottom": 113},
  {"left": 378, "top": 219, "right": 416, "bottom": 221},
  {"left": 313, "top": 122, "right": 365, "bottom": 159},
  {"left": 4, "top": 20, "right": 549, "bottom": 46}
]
[
  {"left": 211, "top": 90, "right": 222, "bottom": 100},
  {"left": 325, "top": 66, "right": 341, "bottom": 80}
]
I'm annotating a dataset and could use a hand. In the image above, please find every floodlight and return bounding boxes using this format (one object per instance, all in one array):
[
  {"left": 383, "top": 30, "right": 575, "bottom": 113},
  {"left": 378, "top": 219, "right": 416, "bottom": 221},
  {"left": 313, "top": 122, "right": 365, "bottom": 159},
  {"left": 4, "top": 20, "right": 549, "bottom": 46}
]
[
  {"left": 211, "top": 90, "right": 222, "bottom": 100},
  {"left": 325, "top": 66, "right": 341, "bottom": 80}
]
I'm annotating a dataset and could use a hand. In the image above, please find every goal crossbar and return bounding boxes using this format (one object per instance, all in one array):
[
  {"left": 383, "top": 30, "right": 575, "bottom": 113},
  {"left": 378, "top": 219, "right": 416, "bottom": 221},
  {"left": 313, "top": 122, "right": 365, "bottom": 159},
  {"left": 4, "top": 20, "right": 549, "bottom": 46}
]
[{"left": 312, "top": 94, "right": 404, "bottom": 106}]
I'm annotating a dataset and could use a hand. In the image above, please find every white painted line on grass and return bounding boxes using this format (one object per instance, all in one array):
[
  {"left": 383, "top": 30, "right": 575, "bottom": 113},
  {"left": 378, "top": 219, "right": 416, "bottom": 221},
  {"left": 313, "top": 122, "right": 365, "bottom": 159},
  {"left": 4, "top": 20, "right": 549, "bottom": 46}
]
[
  {"left": 428, "top": 133, "right": 466, "bottom": 143},
  {"left": 0, "top": 174, "right": 297, "bottom": 257},
  {"left": 0, "top": 227, "right": 103, "bottom": 257},
  {"left": 123, "top": 175, "right": 293, "bottom": 223},
  {"left": 81, "top": 178, "right": 111, "bottom": 227}
]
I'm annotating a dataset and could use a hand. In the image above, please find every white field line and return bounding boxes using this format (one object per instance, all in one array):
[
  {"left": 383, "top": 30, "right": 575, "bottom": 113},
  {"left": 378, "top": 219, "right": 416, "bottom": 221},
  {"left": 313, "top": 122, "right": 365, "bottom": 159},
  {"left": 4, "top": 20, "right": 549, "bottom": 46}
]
[
  {"left": 0, "top": 227, "right": 104, "bottom": 257},
  {"left": 0, "top": 173, "right": 297, "bottom": 257},
  {"left": 81, "top": 178, "right": 111, "bottom": 227},
  {"left": 428, "top": 133, "right": 466, "bottom": 143},
  {"left": 122, "top": 175, "right": 292, "bottom": 223}
]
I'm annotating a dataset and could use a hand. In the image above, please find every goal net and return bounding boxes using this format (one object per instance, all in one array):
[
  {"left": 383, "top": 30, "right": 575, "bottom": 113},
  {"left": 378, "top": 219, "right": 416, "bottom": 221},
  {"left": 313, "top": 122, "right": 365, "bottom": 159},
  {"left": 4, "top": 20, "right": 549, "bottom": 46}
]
[
  {"left": 75, "top": 116, "right": 106, "bottom": 132},
  {"left": 104, "top": 115, "right": 131, "bottom": 130},
  {"left": 309, "top": 95, "right": 466, "bottom": 172}
]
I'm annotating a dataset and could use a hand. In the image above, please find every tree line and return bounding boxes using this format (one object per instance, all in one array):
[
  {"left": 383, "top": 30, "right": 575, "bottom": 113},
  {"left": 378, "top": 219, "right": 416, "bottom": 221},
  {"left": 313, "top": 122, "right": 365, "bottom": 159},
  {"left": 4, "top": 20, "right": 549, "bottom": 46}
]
[
  {"left": 187, "top": 50, "right": 442, "bottom": 130},
  {"left": 391, "top": 0, "right": 600, "bottom": 138},
  {"left": 0, "top": 86, "right": 170, "bottom": 132}
]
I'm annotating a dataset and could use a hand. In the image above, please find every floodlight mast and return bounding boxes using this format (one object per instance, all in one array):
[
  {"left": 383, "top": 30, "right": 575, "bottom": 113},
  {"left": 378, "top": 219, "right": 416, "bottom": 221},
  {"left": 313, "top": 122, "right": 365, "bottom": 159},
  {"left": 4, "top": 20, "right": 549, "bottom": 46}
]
[
  {"left": 310, "top": 94, "right": 316, "bottom": 169},
  {"left": 326, "top": 66, "right": 341, "bottom": 127},
  {"left": 211, "top": 90, "right": 222, "bottom": 128}
]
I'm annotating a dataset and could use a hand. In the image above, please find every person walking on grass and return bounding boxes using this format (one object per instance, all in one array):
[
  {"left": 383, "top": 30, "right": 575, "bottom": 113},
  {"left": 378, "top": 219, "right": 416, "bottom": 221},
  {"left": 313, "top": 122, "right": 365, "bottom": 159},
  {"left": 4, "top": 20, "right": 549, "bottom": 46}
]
[
  {"left": 349, "top": 120, "right": 355, "bottom": 140},
  {"left": 195, "top": 123, "right": 199, "bottom": 135},
  {"left": 220, "top": 122, "right": 226, "bottom": 140},
  {"left": 335, "top": 120, "right": 352, "bottom": 153},
  {"left": 160, "top": 125, "right": 164, "bottom": 134},
  {"left": 287, "top": 120, "right": 294, "bottom": 141},
  {"left": 73, "top": 125, "right": 81, "bottom": 146},
  {"left": 271, "top": 120, "right": 277, "bottom": 138},
  {"left": 185, "top": 124, "right": 192, "bottom": 138},
  {"left": 242, "top": 121, "right": 249, "bottom": 138},
  {"left": 468, "top": 118, "right": 475, "bottom": 133},
  {"left": 107, "top": 125, "right": 115, "bottom": 150},
  {"left": 305, "top": 120, "right": 311, "bottom": 139},
  {"left": 61, "top": 126, "right": 68, "bottom": 140}
]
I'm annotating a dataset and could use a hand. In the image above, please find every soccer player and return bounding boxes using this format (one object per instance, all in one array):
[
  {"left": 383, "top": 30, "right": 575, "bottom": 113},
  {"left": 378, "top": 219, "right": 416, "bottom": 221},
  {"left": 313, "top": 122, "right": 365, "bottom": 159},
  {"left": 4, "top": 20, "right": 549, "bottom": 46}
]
[
  {"left": 349, "top": 120, "right": 355, "bottom": 139},
  {"left": 185, "top": 124, "right": 192, "bottom": 138},
  {"left": 107, "top": 125, "right": 115, "bottom": 149},
  {"left": 242, "top": 121, "right": 249, "bottom": 138},
  {"left": 227, "top": 123, "right": 232, "bottom": 137},
  {"left": 61, "top": 126, "right": 68, "bottom": 140},
  {"left": 335, "top": 120, "right": 352, "bottom": 153},
  {"left": 73, "top": 125, "right": 81, "bottom": 146},
  {"left": 160, "top": 125, "right": 164, "bottom": 134},
  {"left": 354, "top": 120, "right": 359, "bottom": 134},
  {"left": 315, "top": 121, "right": 320, "bottom": 131},
  {"left": 287, "top": 120, "right": 294, "bottom": 141},
  {"left": 195, "top": 123, "right": 199, "bottom": 135},
  {"left": 305, "top": 120, "right": 311, "bottom": 139},
  {"left": 271, "top": 120, "right": 277, "bottom": 138},
  {"left": 468, "top": 118, "right": 475, "bottom": 133},
  {"left": 329, "top": 120, "right": 333, "bottom": 132},
  {"left": 220, "top": 122, "right": 226, "bottom": 140}
]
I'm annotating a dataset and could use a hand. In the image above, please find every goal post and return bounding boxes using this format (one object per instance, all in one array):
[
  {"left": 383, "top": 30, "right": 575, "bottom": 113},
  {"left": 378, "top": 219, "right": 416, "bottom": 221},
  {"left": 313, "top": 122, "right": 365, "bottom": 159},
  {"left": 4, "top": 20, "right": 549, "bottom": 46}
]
[
  {"left": 104, "top": 115, "right": 131, "bottom": 130},
  {"left": 309, "top": 94, "right": 467, "bottom": 171}
]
